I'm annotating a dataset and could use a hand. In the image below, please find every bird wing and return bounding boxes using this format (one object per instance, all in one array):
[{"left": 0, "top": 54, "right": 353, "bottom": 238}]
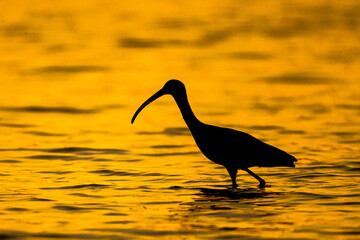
[{"left": 192, "top": 124, "right": 296, "bottom": 168}]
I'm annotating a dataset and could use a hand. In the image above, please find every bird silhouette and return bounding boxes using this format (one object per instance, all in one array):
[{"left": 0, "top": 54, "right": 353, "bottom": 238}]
[{"left": 131, "top": 80, "right": 297, "bottom": 188}]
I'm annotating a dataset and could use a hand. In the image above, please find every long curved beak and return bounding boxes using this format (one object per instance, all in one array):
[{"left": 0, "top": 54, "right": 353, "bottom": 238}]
[{"left": 131, "top": 88, "right": 166, "bottom": 124}]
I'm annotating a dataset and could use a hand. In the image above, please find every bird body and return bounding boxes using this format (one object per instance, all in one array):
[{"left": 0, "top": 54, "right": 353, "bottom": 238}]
[
  {"left": 191, "top": 124, "right": 295, "bottom": 169},
  {"left": 132, "top": 79, "right": 297, "bottom": 187}
]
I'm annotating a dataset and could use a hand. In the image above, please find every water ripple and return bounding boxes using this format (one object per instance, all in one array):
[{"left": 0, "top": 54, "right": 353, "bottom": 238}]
[{"left": 41, "top": 184, "right": 110, "bottom": 190}]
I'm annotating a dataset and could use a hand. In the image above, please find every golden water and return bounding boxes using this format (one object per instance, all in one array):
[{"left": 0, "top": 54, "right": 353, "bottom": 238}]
[{"left": 0, "top": 1, "right": 360, "bottom": 239}]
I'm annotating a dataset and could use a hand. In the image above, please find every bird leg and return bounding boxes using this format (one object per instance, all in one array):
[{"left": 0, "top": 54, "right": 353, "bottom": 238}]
[
  {"left": 244, "top": 168, "right": 266, "bottom": 188},
  {"left": 226, "top": 167, "right": 238, "bottom": 188}
]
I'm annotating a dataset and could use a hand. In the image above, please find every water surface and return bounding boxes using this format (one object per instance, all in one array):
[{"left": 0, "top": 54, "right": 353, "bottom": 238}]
[{"left": 0, "top": 1, "right": 360, "bottom": 239}]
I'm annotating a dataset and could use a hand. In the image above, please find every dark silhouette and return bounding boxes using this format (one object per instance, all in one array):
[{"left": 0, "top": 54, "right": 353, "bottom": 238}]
[
  {"left": 197, "top": 187, "right": 273, "bottom": 201},
  {"left": 131, "top": 80, "right": 297, "bottom": 188}
]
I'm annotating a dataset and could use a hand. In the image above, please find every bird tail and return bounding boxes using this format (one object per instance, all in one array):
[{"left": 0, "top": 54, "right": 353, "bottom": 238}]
[
  {"left": 261, "top": 152, "right": 297, "bottom": 167},
  {"left": 282, "top": 153, "right": 297, "bottom": 167}
]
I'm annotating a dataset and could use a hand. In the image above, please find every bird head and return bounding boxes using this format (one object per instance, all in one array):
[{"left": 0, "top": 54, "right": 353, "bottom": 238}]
[{"left": 131, "top": 79, "right": 185, "bottom": 124}]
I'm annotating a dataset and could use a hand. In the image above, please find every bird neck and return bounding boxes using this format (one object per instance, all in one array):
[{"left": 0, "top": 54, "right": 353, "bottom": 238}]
[{"left": 172, "top": 92, "right": 201, "bottom": 130}]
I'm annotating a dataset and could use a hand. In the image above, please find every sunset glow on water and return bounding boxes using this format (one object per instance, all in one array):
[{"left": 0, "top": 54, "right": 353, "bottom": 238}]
[{"left": 0, "top": 1, "right": 360, "bottom": 239}]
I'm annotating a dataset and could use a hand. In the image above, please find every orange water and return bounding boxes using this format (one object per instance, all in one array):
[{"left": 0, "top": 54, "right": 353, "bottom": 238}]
[{"left": 0, "top": 1, "right": 359, "bottom": 239}]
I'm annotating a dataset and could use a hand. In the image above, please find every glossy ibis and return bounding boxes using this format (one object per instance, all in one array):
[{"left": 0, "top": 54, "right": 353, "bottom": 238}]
[{"left": 131, "top": 80, "right": 297, "bottom": 188}]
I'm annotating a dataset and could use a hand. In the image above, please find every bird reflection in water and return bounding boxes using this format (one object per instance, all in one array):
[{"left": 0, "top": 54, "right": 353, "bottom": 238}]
[
  {"left": 197, "top": 187, "right": 273, "bottom": 201},
  {"left": 132, "top": 80, "right": 297, "bottom": 188}
]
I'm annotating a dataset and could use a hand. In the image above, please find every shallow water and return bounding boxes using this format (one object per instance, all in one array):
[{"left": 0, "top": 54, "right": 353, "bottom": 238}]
[{"left": 1, "top": 1, "right": 360, "bottom": 239}]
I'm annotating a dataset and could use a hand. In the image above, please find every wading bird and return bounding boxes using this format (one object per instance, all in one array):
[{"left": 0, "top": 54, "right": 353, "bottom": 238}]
[{"left": 131, "top": 80, "right": 297, "bottom": 188}]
